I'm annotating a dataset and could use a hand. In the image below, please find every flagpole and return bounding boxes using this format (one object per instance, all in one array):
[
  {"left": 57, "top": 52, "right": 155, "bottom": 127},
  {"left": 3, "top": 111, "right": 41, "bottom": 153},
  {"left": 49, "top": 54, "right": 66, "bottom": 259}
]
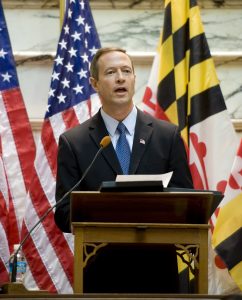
[{"left": 59, "top": 0, "right": 65, "bottom": 28}]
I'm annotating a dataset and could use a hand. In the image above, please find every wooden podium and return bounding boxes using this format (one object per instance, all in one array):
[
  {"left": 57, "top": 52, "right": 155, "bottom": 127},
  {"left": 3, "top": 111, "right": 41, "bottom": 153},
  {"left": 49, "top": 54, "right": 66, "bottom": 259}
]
[{"left": 71, "top": 191, "right": 218, "bottom": 294}]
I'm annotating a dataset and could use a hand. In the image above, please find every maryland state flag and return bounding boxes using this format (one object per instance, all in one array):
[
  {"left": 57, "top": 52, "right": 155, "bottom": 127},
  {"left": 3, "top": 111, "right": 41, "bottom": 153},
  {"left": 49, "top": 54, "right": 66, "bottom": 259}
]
[
  {"left": 142, "top": 0, "right": 240, "bottom": 293},
  {"left": 212, "top": 139, "right": 242, "bottom": 290}
]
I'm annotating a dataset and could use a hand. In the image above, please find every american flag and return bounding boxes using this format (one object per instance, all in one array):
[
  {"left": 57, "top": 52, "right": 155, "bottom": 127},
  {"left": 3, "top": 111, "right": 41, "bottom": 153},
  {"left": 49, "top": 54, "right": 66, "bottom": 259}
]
[
  {"left": 0, "top": 1, "right": 36, "bottom": 284},
  {"left": 21, "top": 0, "right": 101, "bottom": 293}
]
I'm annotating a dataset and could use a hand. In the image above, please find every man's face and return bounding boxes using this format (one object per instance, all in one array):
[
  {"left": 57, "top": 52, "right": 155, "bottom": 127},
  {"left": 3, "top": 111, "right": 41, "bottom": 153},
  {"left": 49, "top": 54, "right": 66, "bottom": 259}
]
[{"left": 90, "top": 51, "right": 135, "bottom": 112}]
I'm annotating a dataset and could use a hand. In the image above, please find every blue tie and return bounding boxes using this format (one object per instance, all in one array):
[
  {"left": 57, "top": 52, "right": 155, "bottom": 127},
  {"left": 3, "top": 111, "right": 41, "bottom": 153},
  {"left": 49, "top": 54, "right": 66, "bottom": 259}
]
[{"left": 116, "top": 122, "right": 131, "bottom": 175}]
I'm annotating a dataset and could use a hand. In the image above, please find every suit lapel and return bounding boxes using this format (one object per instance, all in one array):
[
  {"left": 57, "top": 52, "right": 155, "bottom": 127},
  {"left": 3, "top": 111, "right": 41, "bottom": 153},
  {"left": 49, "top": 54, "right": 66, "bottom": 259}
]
[
  {"left": 88, "top": 111, "right": 122, "bottom": 175},
  {"left": 129, "top": 110, "right": 153, "bottom": 174}
]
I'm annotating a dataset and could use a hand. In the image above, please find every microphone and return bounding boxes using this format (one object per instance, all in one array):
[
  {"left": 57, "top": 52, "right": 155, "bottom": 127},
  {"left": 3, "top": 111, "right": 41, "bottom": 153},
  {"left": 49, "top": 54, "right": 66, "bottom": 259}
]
[{"left": 10, "top": 135, "right": 111, "bottom": 283}]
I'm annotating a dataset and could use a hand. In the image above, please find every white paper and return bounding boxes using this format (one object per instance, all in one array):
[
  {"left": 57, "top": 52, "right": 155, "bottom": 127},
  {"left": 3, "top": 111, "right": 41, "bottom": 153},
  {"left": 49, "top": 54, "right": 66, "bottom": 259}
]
[{"left": 115, "top": 171, "right": 173, "bottom": 188}]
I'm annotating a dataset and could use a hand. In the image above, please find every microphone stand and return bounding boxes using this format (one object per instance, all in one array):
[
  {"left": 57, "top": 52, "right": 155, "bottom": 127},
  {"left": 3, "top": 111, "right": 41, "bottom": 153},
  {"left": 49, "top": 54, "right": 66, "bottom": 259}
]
[{"left": 10, "top": 256, "right": 18, "bottom": 283}]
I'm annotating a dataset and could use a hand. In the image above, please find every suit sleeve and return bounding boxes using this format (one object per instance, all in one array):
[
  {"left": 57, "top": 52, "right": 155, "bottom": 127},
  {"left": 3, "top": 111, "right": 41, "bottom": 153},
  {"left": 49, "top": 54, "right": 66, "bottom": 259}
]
[
  {"left": 168, "top": 127, "right": 193, "bottom": 188},
  {"left": 54, "top": 134, "right": 81, "bottom": 233}
]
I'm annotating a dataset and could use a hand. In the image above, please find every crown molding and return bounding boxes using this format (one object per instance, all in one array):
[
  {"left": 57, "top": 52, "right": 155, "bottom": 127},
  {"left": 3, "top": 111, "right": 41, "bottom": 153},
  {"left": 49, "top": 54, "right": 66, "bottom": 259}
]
[
  {"left": 13, "top": 51, "right": 242, "bottom": 66},
  {"left": 30, "top": 118, "right": 242, "bottom": 133},
  {"left": 232, "top": 119, "right": 242, "bottom": 132},
  {"left": 2, "top": 0, "right": 58, "bottom": 9},
  {"left": 2, "top": 0, "right": 242, "bottom": 9}
]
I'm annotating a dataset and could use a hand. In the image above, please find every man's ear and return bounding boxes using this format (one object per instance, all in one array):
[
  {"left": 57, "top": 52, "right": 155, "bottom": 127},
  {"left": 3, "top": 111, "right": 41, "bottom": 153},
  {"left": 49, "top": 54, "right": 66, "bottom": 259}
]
[{"left": 89, "top": 77, "right": 98, "bottom": 92}]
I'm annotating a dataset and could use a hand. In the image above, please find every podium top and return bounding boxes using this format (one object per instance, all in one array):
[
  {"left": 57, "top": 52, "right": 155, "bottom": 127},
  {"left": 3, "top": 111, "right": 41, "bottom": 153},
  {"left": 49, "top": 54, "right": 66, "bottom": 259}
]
[{"left": 70, "top": 190, "right": 221, "bottom": 225}]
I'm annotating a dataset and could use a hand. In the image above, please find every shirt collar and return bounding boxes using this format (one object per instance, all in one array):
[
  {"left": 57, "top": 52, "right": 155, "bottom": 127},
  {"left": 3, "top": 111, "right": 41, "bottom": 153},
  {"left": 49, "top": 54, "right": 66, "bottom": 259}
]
[{"left": 101, "top": 106, "right": 137, "bottom": 137}]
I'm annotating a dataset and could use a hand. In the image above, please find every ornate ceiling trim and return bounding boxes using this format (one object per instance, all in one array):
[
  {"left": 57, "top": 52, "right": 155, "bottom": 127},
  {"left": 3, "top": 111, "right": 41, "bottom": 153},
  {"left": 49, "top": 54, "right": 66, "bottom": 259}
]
[{"left": 2, "top": 0, "right": 242, "bottom": 9}]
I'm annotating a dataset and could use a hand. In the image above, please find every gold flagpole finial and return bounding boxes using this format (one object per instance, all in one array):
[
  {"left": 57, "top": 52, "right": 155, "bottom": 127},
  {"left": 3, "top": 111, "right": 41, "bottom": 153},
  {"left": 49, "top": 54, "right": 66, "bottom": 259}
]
[{"left": 59, "top": 0, "right": 66, "bottom": 29}]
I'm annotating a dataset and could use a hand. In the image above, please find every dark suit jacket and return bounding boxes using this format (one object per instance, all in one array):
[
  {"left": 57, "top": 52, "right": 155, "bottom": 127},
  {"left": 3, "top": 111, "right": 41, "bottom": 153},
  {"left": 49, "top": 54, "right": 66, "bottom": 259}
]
[{"left": 55, "top": 108, "right": 193, "bottom": 233}]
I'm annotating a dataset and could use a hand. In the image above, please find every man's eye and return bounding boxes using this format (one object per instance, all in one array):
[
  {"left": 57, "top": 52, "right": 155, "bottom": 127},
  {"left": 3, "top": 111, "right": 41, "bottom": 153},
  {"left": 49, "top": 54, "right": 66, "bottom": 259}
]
[
  {"left": 106, "top": 70, "right": 115, "bottom": 75},
  {"left": 123, "top": 69, "right": 132, "bottom": 75}
]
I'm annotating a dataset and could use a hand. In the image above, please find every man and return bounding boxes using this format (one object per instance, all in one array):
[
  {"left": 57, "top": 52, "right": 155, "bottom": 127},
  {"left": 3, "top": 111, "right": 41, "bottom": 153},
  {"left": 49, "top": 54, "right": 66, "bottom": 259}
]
[{"left": 55, "top": 47, "right": 193, "bottom": 293}]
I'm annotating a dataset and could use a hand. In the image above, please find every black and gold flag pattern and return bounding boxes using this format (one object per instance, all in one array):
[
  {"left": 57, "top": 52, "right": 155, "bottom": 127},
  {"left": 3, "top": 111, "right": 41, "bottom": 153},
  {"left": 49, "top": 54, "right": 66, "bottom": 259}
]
[
  {"left": 212, "top": 139, "right": 242, "bottom": 290},
  {"left": 142, "top": 0, "right": 240, "bottom": 292},
  {"left": 157, "top": 0, "right": 226, "bottom": 145}
]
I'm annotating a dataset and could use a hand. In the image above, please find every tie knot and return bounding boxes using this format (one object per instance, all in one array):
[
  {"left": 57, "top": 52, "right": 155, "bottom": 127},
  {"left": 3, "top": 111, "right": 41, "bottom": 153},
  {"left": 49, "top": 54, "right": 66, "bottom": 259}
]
[{"left": 117, "top": 122, "right": 126, "bottom": 134}]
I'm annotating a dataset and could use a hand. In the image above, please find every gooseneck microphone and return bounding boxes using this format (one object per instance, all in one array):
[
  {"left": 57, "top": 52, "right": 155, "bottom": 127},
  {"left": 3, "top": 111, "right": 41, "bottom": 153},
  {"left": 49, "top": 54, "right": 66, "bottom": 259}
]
[{"left": 10, "top": 135, "right": 111, "bottom": 283}]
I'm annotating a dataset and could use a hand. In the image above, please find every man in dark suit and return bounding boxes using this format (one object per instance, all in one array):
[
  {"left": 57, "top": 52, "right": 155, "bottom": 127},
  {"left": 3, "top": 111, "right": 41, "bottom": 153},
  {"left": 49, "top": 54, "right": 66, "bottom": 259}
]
[{"left": 54, "top": 47, "right": 193, "bottom": 293}]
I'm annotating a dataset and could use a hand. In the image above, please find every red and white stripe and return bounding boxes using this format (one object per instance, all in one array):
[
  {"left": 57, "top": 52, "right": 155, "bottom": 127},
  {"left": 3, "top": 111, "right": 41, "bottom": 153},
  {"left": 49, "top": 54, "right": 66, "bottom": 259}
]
[
  {"left": 0, "top": 88, "right": 35, "bottom": 284},
  {"left": 22, "top": 97, "right": 100, "bottom": 293},
  {"left": 0, "top": 154, "right": 10, "bottom": 283}
]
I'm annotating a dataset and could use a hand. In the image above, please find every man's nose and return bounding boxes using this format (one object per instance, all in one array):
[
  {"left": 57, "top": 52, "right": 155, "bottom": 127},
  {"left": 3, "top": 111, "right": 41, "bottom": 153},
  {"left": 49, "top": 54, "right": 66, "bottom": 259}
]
[{"left": 116, "top": 70, "right": 125, "bottom": 82}]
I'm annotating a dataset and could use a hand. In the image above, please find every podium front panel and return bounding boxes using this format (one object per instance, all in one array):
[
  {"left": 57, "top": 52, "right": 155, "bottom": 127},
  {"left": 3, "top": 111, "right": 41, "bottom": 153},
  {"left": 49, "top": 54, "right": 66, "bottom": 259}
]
[{"left": 71, "top": 191, "right": 215, "bottom": 224}]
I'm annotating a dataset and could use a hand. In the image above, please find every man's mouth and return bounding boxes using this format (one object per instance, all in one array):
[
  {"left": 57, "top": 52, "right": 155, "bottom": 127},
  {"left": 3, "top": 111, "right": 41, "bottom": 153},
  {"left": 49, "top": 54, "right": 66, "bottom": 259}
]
[{"left": 114, "top": 87, "right": 127, "bottom": 94}]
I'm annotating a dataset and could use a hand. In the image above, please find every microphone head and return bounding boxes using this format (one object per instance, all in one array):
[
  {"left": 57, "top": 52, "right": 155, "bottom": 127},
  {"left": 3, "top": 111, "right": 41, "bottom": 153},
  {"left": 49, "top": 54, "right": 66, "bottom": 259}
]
[{"left": 100, "top": 136, "right": 111, "bottom": 148}]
